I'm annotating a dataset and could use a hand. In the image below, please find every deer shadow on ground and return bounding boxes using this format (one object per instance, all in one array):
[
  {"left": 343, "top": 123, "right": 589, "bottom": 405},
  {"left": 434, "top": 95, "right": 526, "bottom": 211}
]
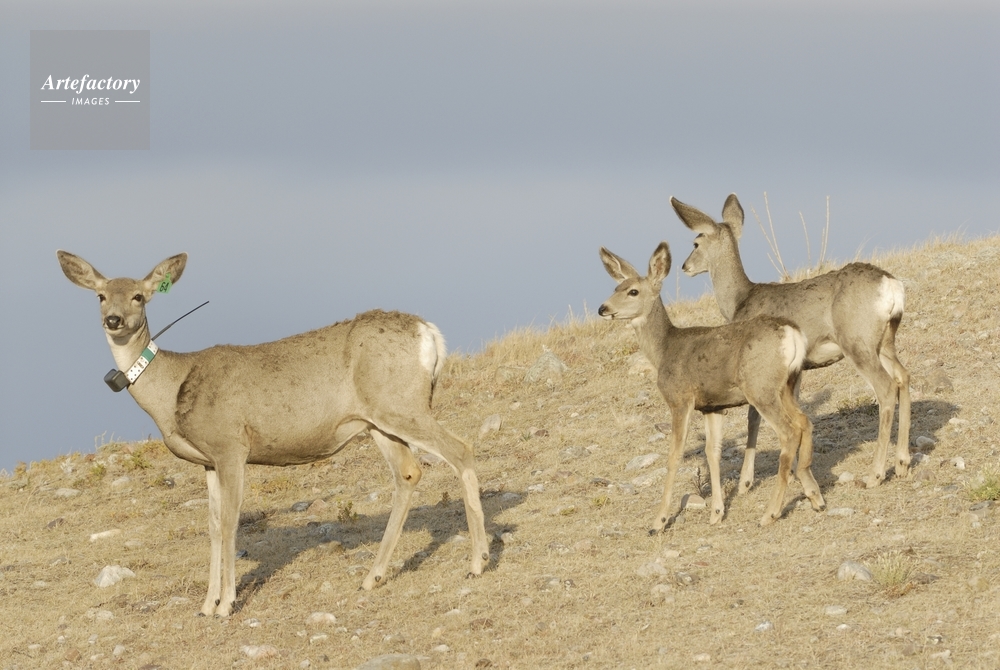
[
  {"left": 738, "top": 396, "right": 959, "bottom": 516},
  {"left": 232, "top": 486, "right": 523, "bottom": 612}
]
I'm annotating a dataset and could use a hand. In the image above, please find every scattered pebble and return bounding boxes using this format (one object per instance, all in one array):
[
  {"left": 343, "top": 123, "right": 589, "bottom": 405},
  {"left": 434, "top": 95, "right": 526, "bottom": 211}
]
[
  {"left": 837, "top": 472, "right": 855, "bottom": 484},
  {"left": 93, "top": 565, "right": 135, "bottom": 588},
  {"left": 650, "top": 583, "right": 674, "bottom": 604},
  {"left": 524, "top": 351, "right": 568, "bottom": 384},
  {"left": 662, "top": 549, "right": 680, "bottom": 559},
  {"left": 692, "top": 653, "right": 711, "bottom": 663},
  {"left": 915, "top": 436, "right": 936, "bottom": 450},
  {"left": 182, "top": 498, "right": 209, "bottom": 507},
  {"left": 241, "top": 645, "right": 279, "bottom": 659},
  {"left": 682, "top": 494, "right": 706, "bottom": 510},
  {"left": 54, "top": 488, "right": 80, "bottom": 498},
  {"left": 969, "top": 576, "right": 990, "bottom": 592},
  {"left": 647, "top": 433, "right": 666, "bottom": 443},
  {"left": 89, "top": 529, "right": 122, "bottom": 542},
  {"left": 824, "top": 605, "right": 848, "bottom": 616},
  {"left": 631, "top": 468, "right": 668, "bottom": 488},
  {"left": 826, "top": 507, "right": 855, "bottom": 517},
  {"left": 479, "top": 414, "right": 503, "bottom": 438},
  {"left": 110, "top": 476, "right": 132, "bottom": 490},
  {"left": 675, "top": 572, "right": 699, "bottom": 586},
  {"left": 950, "top": 456, "right": 966, "bottom": 470},
  {"left": 356, "top": 654, "right": 422, "bottom": 670},
  {"left": 559, "top": 446, "right": 589, "bottom": 462},
  {"left": 636, "top": 562, "right": 669, "bottom": 578},
  {"left": 755, "top": 621, "right": 774, "bottom": 632},
  {"left": 307, "top": 612, "right": 337, "bottom": 626},
  {"left": 837, "top": 560, "right": 873, "bottom": 582},
  {"left": 626, "top": 454, "right": 661, "bottom": 471}
]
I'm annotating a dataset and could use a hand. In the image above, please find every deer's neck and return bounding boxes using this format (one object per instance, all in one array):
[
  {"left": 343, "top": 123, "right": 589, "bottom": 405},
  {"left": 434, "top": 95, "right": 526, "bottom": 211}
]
[
  {"left": 632, "top": 297, "right": 675, "bottom": 372},
  {"left": 710, "top": 244, "right": 754, "bottom": 321},
  {"left": 106, "top": 322, "right": 153, "bottom": 373}
]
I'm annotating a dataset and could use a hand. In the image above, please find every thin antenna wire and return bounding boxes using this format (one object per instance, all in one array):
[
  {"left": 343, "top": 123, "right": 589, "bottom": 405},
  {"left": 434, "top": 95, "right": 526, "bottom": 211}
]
[{"left": 152, "top": 301, "right": 210, "bottom": 340}]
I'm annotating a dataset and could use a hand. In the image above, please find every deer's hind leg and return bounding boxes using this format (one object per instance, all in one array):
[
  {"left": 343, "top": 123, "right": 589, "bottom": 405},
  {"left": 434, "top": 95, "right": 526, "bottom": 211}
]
[
  {"left": 362, "top": 428, "right": 423, "bottom": 590},
  {"left": 879, "top": 321, "right": 911, "bottom": 477},
  {"left": 375, "top": 413, "right": 490, "bottom": 579},
  {"left": 739, "top": 406, "right": 761, "bottom": 494},
  {"left": 784, "top": 389, "right": 825, "bottom": 512}
]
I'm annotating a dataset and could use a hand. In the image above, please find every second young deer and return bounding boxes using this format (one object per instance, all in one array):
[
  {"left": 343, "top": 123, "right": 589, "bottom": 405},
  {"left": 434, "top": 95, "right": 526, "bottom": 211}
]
[{"left": 598, "top": 242, "right": 826, "bottom": 530}]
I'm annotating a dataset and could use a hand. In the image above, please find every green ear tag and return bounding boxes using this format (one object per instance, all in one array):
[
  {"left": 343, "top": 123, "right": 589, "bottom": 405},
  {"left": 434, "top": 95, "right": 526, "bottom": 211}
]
[{"left": 157, "top": 273, "right": 172, "bottom": 294}]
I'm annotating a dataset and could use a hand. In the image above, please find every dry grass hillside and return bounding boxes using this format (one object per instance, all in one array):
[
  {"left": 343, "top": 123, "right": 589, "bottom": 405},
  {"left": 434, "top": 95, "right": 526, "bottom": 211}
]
[{"left": 2, "top": 235, "right": 999, "bottom": 670}]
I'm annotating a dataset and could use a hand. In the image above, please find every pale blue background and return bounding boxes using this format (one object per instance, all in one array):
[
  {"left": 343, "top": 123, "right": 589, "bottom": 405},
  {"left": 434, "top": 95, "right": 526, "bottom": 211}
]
[{"left": 1, "top": 1, "right": 998, "bottom": 472}]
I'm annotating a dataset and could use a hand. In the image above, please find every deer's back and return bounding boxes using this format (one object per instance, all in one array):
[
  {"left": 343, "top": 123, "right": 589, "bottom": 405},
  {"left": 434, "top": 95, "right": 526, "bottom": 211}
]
[{"left": 733, "top": 262, "right": 898, "bottom": 367}]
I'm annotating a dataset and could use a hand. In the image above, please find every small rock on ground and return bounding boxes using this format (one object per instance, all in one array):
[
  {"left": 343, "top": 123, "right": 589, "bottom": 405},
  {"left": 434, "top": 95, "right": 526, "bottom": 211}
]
[
  {"left": 824, "top": 605, "right": 848, "bottom": 616},
  {"left": 682, "top": 494, "right": 706, "bottom": 510},
  {"left": 625, "top": 454, "right": 660, "bottom": 471},
  {"left": 837, "top": 561, "right": 873, "bottom": 581},
  {"left": 523, "top": 351, "right": 568, "bottom": 384},
  {"left": 241, "top": 645, "right": 279, "bottom": 659},
  {"left": 94, "top": 565, "right": 135, "bottom": 588},
  {"left": 357, "top": 654, "right": 420, "bottom": 670},
  {"left": 479, "top": 414, "right": 503, "bottom": 438}
]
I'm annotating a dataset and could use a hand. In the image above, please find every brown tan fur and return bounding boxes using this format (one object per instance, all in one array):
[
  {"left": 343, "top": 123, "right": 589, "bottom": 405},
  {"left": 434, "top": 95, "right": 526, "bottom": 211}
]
[
  {"left": 598, "top": 242, "right": 825, "bottom": 531},
  {"left": 672, "top": 194, "right": 911, "bottom": 488},
  {"left": 57, "top": 251, "right": 489, "bottom": 616}
]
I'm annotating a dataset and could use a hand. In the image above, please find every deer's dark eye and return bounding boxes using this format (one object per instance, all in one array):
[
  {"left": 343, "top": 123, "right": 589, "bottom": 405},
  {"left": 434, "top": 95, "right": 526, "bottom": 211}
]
[
  {"left": 133, "top": 294, "right": 144, "bottom": 303},
  {"left": 628, "top": 289, "right": 639, "bottom": 297},
  {"left": 97, "top": 294, "right": 106, "bottom": 303}
]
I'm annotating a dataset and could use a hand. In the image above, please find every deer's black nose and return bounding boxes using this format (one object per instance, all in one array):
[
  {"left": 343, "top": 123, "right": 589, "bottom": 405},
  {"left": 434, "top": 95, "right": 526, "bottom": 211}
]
[
  {"left": 104, "top": 315, "right": 122, "bottom": 329},
  {"left": 598, "top": 305, "right": 610, "bottom": 317}
]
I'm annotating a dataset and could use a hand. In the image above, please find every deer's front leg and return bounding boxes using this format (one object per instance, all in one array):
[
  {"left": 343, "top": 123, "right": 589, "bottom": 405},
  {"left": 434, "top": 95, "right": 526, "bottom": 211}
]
[
  {"left": 651, "top": 403, "right": 692, "bottom": 534},
  {"left": 704, "top": 412, "right": 725, "bottom": 524}
]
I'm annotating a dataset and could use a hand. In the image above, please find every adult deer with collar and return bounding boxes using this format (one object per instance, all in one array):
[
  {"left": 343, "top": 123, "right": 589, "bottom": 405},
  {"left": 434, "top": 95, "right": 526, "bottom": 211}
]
[
  {"left": 57, "top": 251, "right": 490, "bottom": 617},
  {"left": 671, "top": 194, "right": 911, "bottom": 489}
]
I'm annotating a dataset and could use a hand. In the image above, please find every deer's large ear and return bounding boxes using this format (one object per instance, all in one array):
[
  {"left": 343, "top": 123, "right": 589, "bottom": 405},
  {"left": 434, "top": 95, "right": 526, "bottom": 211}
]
[
  {"left": 142, "top": 253, "right": 188, "bottom": 297},
  {"left": 600, "top": 247, "right": 639, "bottom": 284},
  {"left": 722, "top": 193, "right": 744, "bottom": 239},
  {"left": 671, "top": 197, "right": 717, "bottom": 235},
  {"left": 648, "top": 242, "right": 671, "bottom": 284},
  {"left": 57, "top": 251, "right": 107, "bottom": 291}
]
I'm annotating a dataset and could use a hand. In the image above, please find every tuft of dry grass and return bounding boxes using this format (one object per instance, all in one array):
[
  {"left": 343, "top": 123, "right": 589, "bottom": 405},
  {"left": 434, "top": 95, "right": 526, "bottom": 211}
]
[
  {"left": 2, "top": 234, "right": 1000, "bottom": 669},
  {"left": 871, "top": 551, "right": 915, "bottom": 597}
]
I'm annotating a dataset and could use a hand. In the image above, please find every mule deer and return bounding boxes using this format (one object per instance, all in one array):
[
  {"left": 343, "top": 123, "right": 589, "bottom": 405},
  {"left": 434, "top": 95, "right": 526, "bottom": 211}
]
[
  {"left": 598, "top": 242, "right": 826, "bottom": 530},
  {"left": 671, "top": 194, "right": 911, "bottom": 488},
  {"left": 57, "top": 251, "right": 490, "bottom": 616}
]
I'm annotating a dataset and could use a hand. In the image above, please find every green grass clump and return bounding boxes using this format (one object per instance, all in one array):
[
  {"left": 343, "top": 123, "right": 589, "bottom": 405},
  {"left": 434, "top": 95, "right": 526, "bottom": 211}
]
[{"left": 965, "top": 467, "right": 1000, "bottom": 503}]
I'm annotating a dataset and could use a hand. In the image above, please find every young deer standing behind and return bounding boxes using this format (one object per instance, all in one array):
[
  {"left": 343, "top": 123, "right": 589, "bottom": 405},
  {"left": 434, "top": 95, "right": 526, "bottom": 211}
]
[
  {"left": 598, "top": 242, "right": 826, "bottom": 530},
  {"left": 57, "top": 251, "right": 490, "bottom": 617},
  {"left": 671, "top": 194, "right": 911, "bottom": 488}
]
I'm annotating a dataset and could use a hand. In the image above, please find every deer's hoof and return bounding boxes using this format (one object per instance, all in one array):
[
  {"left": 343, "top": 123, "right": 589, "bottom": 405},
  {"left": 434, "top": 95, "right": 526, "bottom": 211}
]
[{"left": 759, "top": 512, "right": 778, "bottom": 527}]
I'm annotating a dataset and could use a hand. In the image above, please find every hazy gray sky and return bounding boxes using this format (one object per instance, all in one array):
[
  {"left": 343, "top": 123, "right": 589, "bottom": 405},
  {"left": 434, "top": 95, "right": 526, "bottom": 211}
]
[{"left": 1, "top": 1, "right": 998, "bottom": 472}]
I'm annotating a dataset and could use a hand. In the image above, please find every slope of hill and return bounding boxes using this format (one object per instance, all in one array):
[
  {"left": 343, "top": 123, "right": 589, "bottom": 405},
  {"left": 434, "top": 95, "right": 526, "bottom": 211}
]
[{"left": 2, "top": 235, "right": 999, "bottom": 669}]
